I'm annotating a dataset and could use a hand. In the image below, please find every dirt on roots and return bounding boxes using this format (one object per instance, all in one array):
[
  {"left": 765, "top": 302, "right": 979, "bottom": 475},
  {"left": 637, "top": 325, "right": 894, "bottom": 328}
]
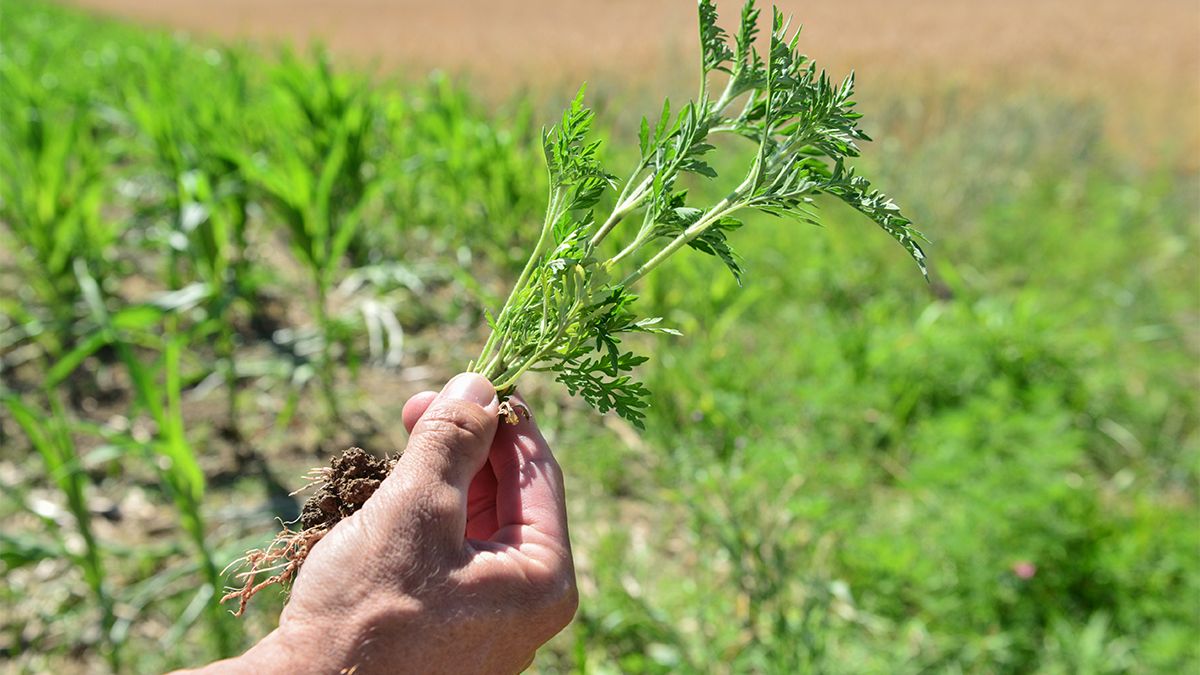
[
  {"left": 222, "top": 447, "right": 394, "bottom": 615},
  {"left": 299, "top": 447, "right": 394, "bottom": 530}
]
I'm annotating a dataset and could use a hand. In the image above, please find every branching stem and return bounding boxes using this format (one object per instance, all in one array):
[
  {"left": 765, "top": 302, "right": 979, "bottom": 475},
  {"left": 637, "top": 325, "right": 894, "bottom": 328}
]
[{"left": 468, "top": 0, "right": 925, "bottom": 425}]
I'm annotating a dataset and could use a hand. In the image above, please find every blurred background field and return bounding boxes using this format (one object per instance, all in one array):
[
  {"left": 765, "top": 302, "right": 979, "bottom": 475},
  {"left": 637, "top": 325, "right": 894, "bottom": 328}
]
[{"left": 1, "top": 0, "right": 1197, "bottom": 672}]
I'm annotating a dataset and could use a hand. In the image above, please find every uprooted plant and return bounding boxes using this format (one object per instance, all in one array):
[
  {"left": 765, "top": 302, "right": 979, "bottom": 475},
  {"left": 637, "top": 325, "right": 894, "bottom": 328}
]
[{"left": 223, "top": 0, "right": 927, "bottom": 613}]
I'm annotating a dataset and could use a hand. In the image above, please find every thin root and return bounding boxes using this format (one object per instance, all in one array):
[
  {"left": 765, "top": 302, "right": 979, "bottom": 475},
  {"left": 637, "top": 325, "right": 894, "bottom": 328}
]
[
  {"left": 220, "top": 526, "right": 327, "bottom": 617},
  {"left": 288, "top": 466, "right": 332, "bottom": 496}
]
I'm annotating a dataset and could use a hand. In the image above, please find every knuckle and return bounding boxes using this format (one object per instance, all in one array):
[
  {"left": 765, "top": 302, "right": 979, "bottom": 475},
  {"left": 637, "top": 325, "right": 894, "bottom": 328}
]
[
  {"left": 405, "top": 483, "right": 461, "bottom": 527},
  {"left": 370, "top": 486, "right": 464, "bottom": 579},
  {"left": 413, "top": 403, "right": 492, "bottom": 451},
  {"left": 552, "top": 577, "right": 580, "bottom": 627},
  {"left": 423, "top": 484, "right": 463, "bottom": 523},
  {"left": 529, "top": 566, "right": 578, "bottom": 628}
]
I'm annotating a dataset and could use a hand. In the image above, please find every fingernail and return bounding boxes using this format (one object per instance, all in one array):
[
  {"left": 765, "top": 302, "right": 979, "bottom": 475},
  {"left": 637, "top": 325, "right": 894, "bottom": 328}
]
[{"left": 441, "top": 373, "right": 498, "bottom": 409}]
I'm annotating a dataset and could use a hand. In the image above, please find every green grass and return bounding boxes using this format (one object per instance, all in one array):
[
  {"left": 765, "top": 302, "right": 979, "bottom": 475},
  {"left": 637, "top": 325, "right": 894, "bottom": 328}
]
[{"left": 1, "top": 0, "right": 1197, "bottom": 672}]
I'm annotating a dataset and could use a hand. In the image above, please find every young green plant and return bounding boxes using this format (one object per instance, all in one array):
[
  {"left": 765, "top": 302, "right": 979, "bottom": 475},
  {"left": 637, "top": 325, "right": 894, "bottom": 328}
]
[
  {"left": 0, "top": 62, "right": 117, "bottom": 359},
  {"left": 224, "top": 0, "right": 926, "bottom": 613},
  {"left": 468, "top": 0, "right": 926, "bottom": 426},
  {"left": 125, "top": 49, "right": 256, "bottom": 438},
  {"left": 71, "top": 265, "right": 237, "bottom": 656},
  {"left": 231, "top": 48, "right": 384, "bottom": 426},
  {"left": 2, "top": 393, "right": 120, "bottom": 670}
]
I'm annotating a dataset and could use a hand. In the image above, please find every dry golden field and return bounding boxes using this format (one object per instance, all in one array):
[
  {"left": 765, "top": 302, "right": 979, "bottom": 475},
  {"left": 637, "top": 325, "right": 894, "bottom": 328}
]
[
  {"left": 64, "top": 0, "right": 1200, "bottom": 159},
  {"left": 60, "top": 4, "right": 1195, "bottom": 93}
]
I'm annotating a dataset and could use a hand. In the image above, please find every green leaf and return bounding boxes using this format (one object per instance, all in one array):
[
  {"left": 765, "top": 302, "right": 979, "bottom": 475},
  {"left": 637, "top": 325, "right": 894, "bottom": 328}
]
[
  {"left": 47, "top": 329, "right": 112, "bottom": 388},
  {"left": 698, "top": 0, "right": 734, "bottom": 75},
  {"left": 824, "top": 162, "right": 929, "bottom": 279},
  {"left": 112, "top": 304, "right": 166, "bottom": 331},
  {"left": 472, "top": 0, "right": 927, "bottom": 430},
  {"left": 686, "top": 216, "right": 745, "bottom": 284},
  {"left": 638, "top": 116, "right": 651, "bottom": 159},
  {"left": 0, "top": 531, "right": 66, "bottom": 571}
]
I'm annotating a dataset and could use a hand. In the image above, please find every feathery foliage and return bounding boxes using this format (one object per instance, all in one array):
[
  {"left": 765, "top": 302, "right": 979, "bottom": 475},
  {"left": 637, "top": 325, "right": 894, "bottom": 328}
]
[{"left": 469, "top": 0, "right": 927, "bottom": 427}]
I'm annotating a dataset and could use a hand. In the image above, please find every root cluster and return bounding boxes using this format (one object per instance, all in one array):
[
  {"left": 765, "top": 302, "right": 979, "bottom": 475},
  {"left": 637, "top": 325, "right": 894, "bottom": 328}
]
[
  {"left": 222, "top": 409, "right": 525, "bottom": 615},
  {"left": 221, "top": 526, "right": 328, "bottom": 616},
  {"left": 220, "top": 447, "right": 394, "bottom": 615}
]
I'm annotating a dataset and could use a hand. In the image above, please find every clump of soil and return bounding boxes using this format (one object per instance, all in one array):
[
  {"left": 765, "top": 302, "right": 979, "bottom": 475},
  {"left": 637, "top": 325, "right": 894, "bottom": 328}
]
[
  {"left": 299, "top": 447, "right": 395, "bottom": 530},
  {"left": 221, "top": 447, "right": 394, "bottom": 616}
]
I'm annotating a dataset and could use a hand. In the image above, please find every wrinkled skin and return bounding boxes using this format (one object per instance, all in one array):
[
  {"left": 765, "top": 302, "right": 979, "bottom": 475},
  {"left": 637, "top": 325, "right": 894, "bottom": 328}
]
[{"left": 184, "top": 373, "right": 577, "bottom": 674}]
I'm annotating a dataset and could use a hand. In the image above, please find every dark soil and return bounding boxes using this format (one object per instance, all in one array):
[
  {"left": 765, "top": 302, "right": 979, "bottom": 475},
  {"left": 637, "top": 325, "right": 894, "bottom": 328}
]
[
  {"left": 222, "top": 448, "right": 396, "bottom": 615},
  {"left": 299, "top": 447, "right": 394, "bottom": 530}
]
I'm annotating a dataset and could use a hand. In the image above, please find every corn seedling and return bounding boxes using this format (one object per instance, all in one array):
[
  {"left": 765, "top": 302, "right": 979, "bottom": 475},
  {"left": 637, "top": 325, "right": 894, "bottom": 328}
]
[
  {"left": 386, "top": 76, "right": 544, "bottom": 270},
  {"left": 68, "top": 265, "right": 236, "bottom": 656},
  {"left": 125, "top": 49, "right": 256, "bottom": 437},
  {"left": 230, "top": 48, "right": 384, "bottom": 425},
  {"left": 3, "top": 392, "right": 120, "bottom": 669},
  {"left": 0, "top": 62, "right": 117, "bottom": 359}
]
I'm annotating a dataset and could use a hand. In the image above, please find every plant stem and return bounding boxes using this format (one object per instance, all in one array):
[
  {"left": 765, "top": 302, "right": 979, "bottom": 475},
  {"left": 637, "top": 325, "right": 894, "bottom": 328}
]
[
  {"left": 164, "top": 317, "right": 234, "bottom": 657},
  {"left": 479, "top": 344, "right": 508, "bottom": 379},
  {"left": 218, "top": 323, "right": 239, "bottom": 437},
  {"left": 474, "top": 187, "right": 562, "bottom": 371},
  {"left": 47, "top": 393, "right": 120, "bottom": 670},
  {"left": 588, "top": 172, "right": 652, "bottom": 249},
  {"left": 313, "top": 278, "right": 341, "bottom": 424},
  {"left": 491, "top": 307, "right": 575, "bottom": 390},
  {"left": 619, "top": 179, "right": 751, "bottom": 287},
  {"left": 606, "top": 221, "right": 654, "bottom": 267}
]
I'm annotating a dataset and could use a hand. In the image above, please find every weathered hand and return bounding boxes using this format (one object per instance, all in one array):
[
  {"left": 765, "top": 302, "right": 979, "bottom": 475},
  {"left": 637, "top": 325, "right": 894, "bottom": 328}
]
[{"left": 188, "top": 373, "right": 576, "bottom": 674}]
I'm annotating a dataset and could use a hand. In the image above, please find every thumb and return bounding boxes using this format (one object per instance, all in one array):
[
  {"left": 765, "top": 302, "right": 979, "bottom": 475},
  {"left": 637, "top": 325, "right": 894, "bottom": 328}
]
[
  {"left": 365, "top": 373, "right": 500, "bottom": 553},
  {"left": 397, "top": 372, "right": 499, "bottom": 492}
]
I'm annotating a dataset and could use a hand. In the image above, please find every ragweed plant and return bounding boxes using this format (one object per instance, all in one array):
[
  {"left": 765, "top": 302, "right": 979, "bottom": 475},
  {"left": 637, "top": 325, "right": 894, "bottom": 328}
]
[
  {"left": 468, "top": 0, "right": 927, "bottom": 426},
  {"left": 222, "top": 0, "right": 928, "bottom": 613}
]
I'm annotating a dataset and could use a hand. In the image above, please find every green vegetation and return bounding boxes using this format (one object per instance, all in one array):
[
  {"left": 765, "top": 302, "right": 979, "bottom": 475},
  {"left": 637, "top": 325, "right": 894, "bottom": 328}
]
[
  {"left": 471, "top": 3, "right": 925, "bottom": 425},
  {"left": 1, "top": 0, "right": 1196, "bottom": 673}
]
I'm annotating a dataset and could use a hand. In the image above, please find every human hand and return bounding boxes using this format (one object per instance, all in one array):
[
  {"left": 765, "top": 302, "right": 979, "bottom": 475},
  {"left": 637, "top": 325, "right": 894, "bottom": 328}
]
[{"left": 192, "top": 373, "right": 576, "bottom": 674}]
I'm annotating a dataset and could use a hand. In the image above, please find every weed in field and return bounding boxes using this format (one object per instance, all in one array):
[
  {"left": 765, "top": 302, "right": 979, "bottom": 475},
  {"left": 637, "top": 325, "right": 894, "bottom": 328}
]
[
  {"left": 0, "top": 0, "right": 1196, "bottom": 672},
  {"left": 470, "top": 1, "right": 926, "bottom": 423}
]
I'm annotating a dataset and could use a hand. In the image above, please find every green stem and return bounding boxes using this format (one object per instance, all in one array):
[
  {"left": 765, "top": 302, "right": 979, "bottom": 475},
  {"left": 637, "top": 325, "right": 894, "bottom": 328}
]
[
  {"left": 46, "top": 393, "right": 120, "bottom": 669},
  {"left": 480, "top": 347, "right": 506, "bottom": 380},
  {"left": 219, "top": 323, "right": 239, "bottom": 437},
  {"left": 606, "top": 214, "right": 656, "bottom": 268},
  {"left": 313, "top": 278, "right": 340, "bottom": 424},
  {"left": 164, "top": 316, "right": 233, "bottom": 657},
  {"left": 475, "top": 188, "right": 563, "bottom": 371},
  {"left": 620, "top": 194, "right": 745, "bottom": 288},
  {"left": 491, "top": 307, "right": 575, "bottom": 391},
  {"left": 588, "top": 172, "right": 653, "bottom": 249}
]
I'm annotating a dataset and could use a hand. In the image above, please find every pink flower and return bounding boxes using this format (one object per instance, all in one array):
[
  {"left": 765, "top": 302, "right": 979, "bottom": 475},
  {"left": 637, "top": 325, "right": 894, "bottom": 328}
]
[{"left": 1012, "top": 561, "right": 1037, "bottom": 580}]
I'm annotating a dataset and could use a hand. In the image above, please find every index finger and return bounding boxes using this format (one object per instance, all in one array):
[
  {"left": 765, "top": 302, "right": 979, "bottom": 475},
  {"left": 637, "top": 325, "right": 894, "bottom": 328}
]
[{"left": 487, "top": 398, "right": 570, "bottom": 559}]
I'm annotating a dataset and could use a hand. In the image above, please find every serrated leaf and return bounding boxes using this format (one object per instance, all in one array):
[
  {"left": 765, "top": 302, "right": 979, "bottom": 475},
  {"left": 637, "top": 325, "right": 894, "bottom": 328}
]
[
  {"left": 638, "top": 116, "right": 651, "bottom": 159},
  {"left": 699, "top": 0, "right": 734, "bottom": 75},
  {"left": 686, "top": 216, "right": 744, "bottom": 284},
  {"left": 473, "top": 0, "right": 928, "bottom": 437}
]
